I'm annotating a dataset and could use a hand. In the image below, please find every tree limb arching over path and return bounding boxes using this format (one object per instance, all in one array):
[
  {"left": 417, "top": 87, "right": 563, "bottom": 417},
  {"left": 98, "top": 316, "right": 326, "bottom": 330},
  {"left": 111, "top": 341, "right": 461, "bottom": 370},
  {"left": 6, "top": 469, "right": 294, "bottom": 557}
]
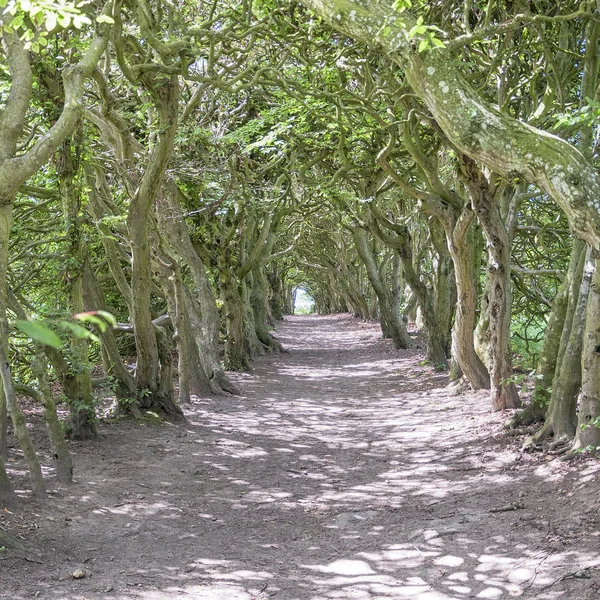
[{"left": 298, "top": 0, "right": 600, "bottom": 251}]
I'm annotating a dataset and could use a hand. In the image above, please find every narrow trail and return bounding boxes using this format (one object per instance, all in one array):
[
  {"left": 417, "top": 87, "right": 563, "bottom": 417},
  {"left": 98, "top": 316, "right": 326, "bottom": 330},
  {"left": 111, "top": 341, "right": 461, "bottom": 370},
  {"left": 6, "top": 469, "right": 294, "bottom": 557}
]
[{"left": 2, "top": 315, "right": 600, "bottom": 600}]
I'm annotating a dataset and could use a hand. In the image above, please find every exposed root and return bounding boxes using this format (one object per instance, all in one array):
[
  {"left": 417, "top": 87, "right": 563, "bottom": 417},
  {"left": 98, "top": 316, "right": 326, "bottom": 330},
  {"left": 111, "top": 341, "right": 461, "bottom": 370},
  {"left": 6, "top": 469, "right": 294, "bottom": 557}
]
[
  {"left": 504, "top": 401, "right": 546, "bottom": 430},
  {"left": 447, "top": 376, "right": 470, "bottom": 396},
  {"left": 548, "top": 436, "right": 571, "bottom": 452},
  {"left": 521, "top": 435, "right": 543, "bottom": 452},
  {"left": 501, "top": 425, "right": 539, "bottom": 438}
]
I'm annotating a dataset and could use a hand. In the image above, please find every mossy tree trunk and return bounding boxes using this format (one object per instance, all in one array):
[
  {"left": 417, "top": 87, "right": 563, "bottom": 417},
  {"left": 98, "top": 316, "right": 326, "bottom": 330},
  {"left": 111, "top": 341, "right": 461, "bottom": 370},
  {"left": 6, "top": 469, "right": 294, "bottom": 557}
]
[
  {"left": 154, "top": 248, "right": 214, "bottom": 403},
  {"left": 572, "top": 257, "right": 600, "bottom": 451},
  {"left": 443, "top": 203, "right": 489, "bottom": 389},
  {"left": 126, "top": 76, "right": 183, "bottom": 420},
  {"left": 157, "top": 187, "right": 238, "bottom": 394},
  {"left": 0, "top": 455, "right": 17, "bottom": 510},
  {"left": 29, "top": 354, "right": 74, "bottom": 484},
  {"left": 7, "top": 290, "right": 73, "bottom": 483},
  {"left": 369, "top": 204, "right": 447, "bottom": 365},
  {"left": 518, "top": 241, "right": 585, "bottom": 425},
  {"left": 353, "top": 227, "right": 411, "bottom": 349},
  {"left": 430, "top": 218, "right": 455, "bottom": 359},
  {"left": 250, "top": 266, "right": 284, "bottom": 352},
  {"left": 0, "top": 343, "right": 46, "bottom": 499},
  {"left": 535, "top": 246, "right": 592, "bottom": 442},
  {"left": 57, "top": 136, "right": 96, "bottom": 439},
  {"left": 81, "top": 262, "right": 137, "bottom": 404},
  {"left": 221, "top": 268, "right": 251, "bottom": 371},
  {"left": 0, "top": 11, "right": 109, "bottom": 495},
  {"left": 463, "top": 159, "right": 519, "bottom": 410}
]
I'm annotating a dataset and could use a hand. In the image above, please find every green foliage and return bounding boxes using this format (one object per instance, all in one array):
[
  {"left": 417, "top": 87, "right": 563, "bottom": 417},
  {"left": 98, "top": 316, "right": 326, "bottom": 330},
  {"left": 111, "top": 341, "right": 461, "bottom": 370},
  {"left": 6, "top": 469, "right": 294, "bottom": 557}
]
[
  {"left": 580, "top": 416, "right": 600, "bottom": 431},
  {"left": 553, "top": 100, "right": 600, "bottom": 132},
  {"left": 13, "top": 320, "right": 62, "bottom": 348},
  {"left": 0, "top": 0, "right": 106, "bottom": 53},
  {"left": 10, "top": 311, "right": 115, "bottom": 353},
  {"left": 408, "top": 16, "right": 445, "bottom": 52}
]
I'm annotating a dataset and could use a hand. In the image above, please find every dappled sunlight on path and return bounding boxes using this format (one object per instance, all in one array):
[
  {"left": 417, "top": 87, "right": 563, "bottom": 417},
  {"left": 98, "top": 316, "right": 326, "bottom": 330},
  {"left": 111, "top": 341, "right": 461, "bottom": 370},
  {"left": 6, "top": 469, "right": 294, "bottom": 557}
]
[{"left": 4, "top": 315, "right": 600, "bottom": 600}]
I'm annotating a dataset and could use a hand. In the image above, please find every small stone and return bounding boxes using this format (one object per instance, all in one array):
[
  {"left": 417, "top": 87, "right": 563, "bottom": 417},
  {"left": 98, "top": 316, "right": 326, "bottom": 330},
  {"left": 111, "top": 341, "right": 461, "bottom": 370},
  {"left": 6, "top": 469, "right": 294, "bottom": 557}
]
[{"left": 72, "top": 569, "right": 86, "bottom": 579}]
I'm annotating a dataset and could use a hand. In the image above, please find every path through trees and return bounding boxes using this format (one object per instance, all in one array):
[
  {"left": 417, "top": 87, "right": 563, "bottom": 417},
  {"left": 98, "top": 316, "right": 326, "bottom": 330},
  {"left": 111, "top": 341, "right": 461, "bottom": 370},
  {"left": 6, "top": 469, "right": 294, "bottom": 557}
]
[{"left": 1, "top": 316, "right": 599, "bottom": 599}]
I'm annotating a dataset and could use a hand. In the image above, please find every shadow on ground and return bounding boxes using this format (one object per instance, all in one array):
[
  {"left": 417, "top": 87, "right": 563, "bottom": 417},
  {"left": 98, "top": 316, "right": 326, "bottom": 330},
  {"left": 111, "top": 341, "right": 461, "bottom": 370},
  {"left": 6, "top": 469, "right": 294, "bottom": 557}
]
[{"left": 2, "top": 315, "right": 600, "bottom": 599}]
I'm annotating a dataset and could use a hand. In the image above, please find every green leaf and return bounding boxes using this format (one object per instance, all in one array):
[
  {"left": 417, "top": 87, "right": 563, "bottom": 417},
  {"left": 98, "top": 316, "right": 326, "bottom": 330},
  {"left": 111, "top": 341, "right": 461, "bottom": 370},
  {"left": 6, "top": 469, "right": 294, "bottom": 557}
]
[
  {"left": 95, "top": 310, "right": 117, "bottom": 327},
  {"left": 57, "top": 14, "right": 71, "bottom": 28},
  {"left": 72, "top": 14, "right": 91, "bottom": 29},
  {"left": 73, "top": 310, "right": 116, "bottom": 333},
  {"left": 431, "top": 37, "right": 446, "bottom": 48},
  {"left": 96, "top": 15, "right": 115, "bottom": 24},
  {"left": 60, "top": 322, "right": 100, "bottom": 343},
  {"left": 45, "top": 12, "right": 57, "bottom": 32},
  {"left": 418, "top": 39, "right": 429, "bottom": 52},
  {"left": 9, "top": 14, "right": 24, "bottom": 29},
  {"left": 408, "top": 25, "right": 427, "bottom": 37},
  {"left": 13, "top": 320, "right": 62, "bottom": 348}
]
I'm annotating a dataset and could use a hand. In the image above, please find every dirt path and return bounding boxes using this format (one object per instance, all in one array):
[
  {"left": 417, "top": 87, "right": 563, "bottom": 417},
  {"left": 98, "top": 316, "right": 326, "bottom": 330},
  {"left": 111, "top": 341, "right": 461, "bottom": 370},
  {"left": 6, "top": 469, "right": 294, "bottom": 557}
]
[{"left": 2, "top": 314, "right": 600, "bottom": 599}]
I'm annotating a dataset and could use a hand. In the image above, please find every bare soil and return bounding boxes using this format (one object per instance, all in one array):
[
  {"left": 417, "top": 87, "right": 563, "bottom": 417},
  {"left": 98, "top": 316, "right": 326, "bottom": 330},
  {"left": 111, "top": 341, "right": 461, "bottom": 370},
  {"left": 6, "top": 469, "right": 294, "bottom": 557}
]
[{"left": 2, "top": 314, "right": 600, "bottom": 600}]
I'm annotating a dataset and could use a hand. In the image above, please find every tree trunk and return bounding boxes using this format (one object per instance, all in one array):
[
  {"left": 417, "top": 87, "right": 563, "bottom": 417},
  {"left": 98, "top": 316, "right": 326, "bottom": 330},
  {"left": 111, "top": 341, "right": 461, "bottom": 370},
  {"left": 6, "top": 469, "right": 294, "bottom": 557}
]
[
  {"left": 400, "top": 251, "right": 447, "bottom": 365},
  {"left": 58, "top": 138, "right": 97, "bottom": 440},
  {"left": 221, "top": 270, "right": 251, "bottom": 371},
  {"left": 81, "top": 262, "right": 137, "bottom": 403},
  {"left": 7, "top": 290, "right": 73, "bottom": 483},
  {"left": 431, "top": 220, "right": 455, "bottom": 358},
  {"left": 250, "top": 267, "right": 284, "bottom": 352},
  {"left": 450, "top": 207, "right": 490, "bottom": 389},
  {"left": 29, "top": 354, "right": 73, "bottom": 484},
  {"left": 0, "top": 344, "right": 46, "bottom": 499},
  {"left": 353, "top": 228, "right": 411, "bottom": 349},
  {"left": 572, "top": 257, "right": 600, "bottom": 451},
  {"left": 0, "top": 204, "right": 47, "bottom": 498},
  {"left": 155, "top": 255, "right": 213, "bottom": 402},
  {"left": 126, "top": 76, "right": 182, "bottom": 419},
  {"left": 464, "top": 161, "right": 519, "bottom": 410},
  {"left": 535, "top": 247, "right": 593, "bottom": 442},
  {"left": 531, "top": 241, "right": 585, "bottom": 416},
  {"left": 158, "top": 188, "right": 238, "bottom": 394},
  {"left": 0, "top": 455, "right": 18, "bottom": 510},
  {"left": 0, "top": 370, "right": 6, "bottom": 462}
]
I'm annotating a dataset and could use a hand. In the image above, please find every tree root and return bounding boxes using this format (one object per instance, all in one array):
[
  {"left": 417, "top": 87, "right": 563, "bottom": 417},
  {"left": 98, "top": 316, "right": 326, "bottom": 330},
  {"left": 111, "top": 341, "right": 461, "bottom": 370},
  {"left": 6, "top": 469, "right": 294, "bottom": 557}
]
[
  {"left": 522, "top": 429, "right": 574, "bottom": 455},
  {"left": 548, "top": 436, "right": 571, "bottom": 452},
  {"left": 504, "top": 401, "right": 546, "bottom": 430},
  {"left": 447, "top": 376, "right": 470, "bottom": 396},
  {"left": 209, "top": 372, "right": 240, "bottom": 396},
  {"left": 501, "top": 425, "right": 539, "bottom": 438}
]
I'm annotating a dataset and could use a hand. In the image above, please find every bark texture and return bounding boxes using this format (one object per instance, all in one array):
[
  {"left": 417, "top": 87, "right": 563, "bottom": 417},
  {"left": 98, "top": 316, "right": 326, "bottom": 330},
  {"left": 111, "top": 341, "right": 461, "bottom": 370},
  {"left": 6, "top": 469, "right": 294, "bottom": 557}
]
[
  {"left": 572, "top": 258, "right": 600, "bottom": 451},
  {"left": 298, "top": 0, "right": 600, "bottom": 251}
]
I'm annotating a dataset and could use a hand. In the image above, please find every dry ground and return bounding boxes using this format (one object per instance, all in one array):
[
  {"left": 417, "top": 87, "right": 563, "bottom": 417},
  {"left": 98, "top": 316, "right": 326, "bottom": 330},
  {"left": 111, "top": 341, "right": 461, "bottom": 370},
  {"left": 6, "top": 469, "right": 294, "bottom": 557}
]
[{"left": 2, "top": 314, "right": 600, "bottom": 600}]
